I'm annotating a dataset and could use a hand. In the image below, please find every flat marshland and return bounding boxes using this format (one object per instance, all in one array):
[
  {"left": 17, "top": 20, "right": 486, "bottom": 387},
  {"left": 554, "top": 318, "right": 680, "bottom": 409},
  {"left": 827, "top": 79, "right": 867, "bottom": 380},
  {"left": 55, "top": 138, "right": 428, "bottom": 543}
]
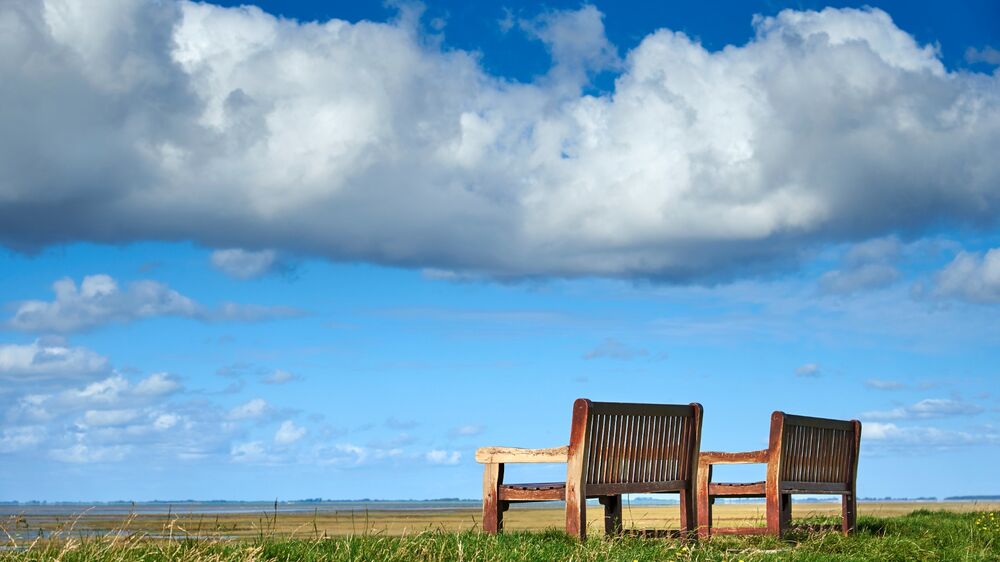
[{"left": 2, "top": 502, "right": 998, "bottom": 560}]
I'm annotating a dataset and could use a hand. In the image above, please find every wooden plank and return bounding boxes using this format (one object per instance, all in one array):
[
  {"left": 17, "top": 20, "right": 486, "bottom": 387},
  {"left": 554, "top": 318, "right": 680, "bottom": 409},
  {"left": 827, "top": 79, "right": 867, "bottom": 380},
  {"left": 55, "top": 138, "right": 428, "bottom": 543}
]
[
  {"left": 685, "top": 403, "right": 703, "bottom": 535},
  {"left": 586, "top": 479, "right": 687, "bottom": 496},
  {"left": 783, "top": 414, "right": 856, "bottom": 431},
  {"left": 588, "top": 402, "right": 695, "bottom": 417},
  {"left": 499, "top": 485, "right": 565, "bottom": 501},
  {"left": 699, "top": 449, "right": 768, "bottom": 464},
  {"left": 711, "top": 527, "right": 769, "bottom": 535},
  {"left": 780, "top": 482, "right": 849, "bottom": 493},
  {"left": 765, "top": 411, "right": 785, "bottom": 536},
  {"left": 564, "top": 398, "right": 590, "bottom": 540},
  {"left": 709, "top": 481, "right": 766, "bottom": 496},
  {"left": 474, "top": 446, "right": 568, "bottom": 464},
  {"left": 482, "top": 462, "right": 504, "bottom": 533}
]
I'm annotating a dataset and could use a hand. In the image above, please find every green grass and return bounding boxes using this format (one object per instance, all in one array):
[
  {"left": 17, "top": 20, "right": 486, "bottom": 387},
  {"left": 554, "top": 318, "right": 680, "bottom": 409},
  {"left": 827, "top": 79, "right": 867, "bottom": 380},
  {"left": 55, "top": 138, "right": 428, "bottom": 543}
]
[{"left": 3, "top": 510, "right": 998, "bottom": 561}]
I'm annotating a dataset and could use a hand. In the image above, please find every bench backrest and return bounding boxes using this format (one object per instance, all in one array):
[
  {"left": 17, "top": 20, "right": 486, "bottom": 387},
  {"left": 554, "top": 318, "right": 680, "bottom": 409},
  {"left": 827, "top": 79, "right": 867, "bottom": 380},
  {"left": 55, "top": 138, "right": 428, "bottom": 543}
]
[
  {"left": 568, "top": 399, "right": 703, "bottom": 487},
  {"left": 770, "top": 412, "right": 861, "bottom": 486}
]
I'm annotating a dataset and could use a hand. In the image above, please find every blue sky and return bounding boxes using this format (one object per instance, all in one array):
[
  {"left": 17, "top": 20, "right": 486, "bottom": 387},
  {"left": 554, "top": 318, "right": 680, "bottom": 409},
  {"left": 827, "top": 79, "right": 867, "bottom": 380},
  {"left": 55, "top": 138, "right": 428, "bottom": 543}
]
[{"left": 1, "top": 0, "right": 998, "bottom": 502}]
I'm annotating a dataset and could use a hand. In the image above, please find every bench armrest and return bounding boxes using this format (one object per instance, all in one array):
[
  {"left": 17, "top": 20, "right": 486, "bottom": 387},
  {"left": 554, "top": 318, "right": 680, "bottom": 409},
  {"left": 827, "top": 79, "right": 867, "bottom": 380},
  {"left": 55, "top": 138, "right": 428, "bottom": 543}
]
[
  {"left": 475, "top": 446, "right": 569, "bottom": 464},
  {"left": 699, "top": 449, "right": 769, "bottom": 465}
]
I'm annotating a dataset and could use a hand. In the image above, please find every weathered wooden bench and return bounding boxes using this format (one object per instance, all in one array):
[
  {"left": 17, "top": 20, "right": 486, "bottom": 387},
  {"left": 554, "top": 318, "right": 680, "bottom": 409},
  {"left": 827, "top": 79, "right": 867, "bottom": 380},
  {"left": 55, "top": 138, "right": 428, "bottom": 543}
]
[
  {"left": 476, "top": 398, "right": 703, "bottom": 540},
  {"left": 696, "top": 411, "right": 861, "bottom": 538}
]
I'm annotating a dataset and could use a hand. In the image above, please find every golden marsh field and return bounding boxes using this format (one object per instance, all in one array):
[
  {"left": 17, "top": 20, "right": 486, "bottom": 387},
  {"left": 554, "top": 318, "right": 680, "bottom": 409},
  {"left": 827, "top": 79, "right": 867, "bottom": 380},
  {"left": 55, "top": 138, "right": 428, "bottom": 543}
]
[{"left": 5, "top": 501, "right": 997, "bottom": 539}]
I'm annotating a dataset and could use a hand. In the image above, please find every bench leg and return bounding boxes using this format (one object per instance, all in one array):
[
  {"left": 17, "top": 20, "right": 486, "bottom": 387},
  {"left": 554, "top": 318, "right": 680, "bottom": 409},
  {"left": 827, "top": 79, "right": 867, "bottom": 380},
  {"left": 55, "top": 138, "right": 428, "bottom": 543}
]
[
  {"left": 598, "top": 495, "right": 622, "bottom": 535},
  {"left": 679, "top": 488, "right": 696, "bottom": 539},
  {"left": 766, "top": 490, "right": 788, "bottom": 536},
  {"left": 696, "top": 464, "right": 712, "bottom": 539},
  {"left": 841, "top": 493, "right": 856, "bottom": 535},
  {"left": 779, "top": 493, "right": 792, "bottom": 532},
  {"left": 565, "top": 489, "right": 587, "bottom": 541},
  {"left": 482, "top": 463, "right": 504, "bottom": 534}
]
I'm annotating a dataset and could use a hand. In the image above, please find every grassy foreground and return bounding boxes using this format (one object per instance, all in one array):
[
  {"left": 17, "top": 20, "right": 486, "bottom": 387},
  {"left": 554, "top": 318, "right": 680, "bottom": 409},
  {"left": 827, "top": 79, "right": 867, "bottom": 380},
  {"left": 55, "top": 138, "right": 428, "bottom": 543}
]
[{"left": 2, "top": 510, "right": 999, "bottom": 561}]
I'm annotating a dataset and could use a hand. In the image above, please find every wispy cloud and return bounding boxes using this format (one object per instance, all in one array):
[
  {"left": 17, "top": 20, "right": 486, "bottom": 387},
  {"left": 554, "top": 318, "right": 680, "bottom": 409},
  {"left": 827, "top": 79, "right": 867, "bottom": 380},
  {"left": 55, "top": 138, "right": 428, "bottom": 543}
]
[
  {"left": 863, "top": 398, "right": 983, "bottom": 420},
  {"left": 795, "top": 363, "right": 821, "bottom": 377},
  {"left": 965, "top": 45, "right": 1000, "bottom": 66},
  {"left": 583, "top": 338, "right": 648, "bottom": 360},
  {"left": 819, "top": 237, "right": 901, "bottom": 295},
  {"left": 211, "top": 248, "right": 294, "bottom": 280},
  {"left": 930, "top": 249, "right": 1000, "bottom": 304},
  {"left": 865, "top": 379, "right": 907, "bottom": 391},
  {"left": 864, "top": 422, "right": 1000, "bottom": 451}
]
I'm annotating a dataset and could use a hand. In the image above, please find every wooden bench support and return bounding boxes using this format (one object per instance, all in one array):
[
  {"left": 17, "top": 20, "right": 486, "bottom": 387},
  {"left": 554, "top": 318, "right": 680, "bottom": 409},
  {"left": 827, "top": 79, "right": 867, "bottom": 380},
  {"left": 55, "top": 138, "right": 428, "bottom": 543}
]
[
  {"left": 598, "top": 496, "right": 622, "bottom": 535},
  {"left": 697, "top": 413, "right": 861, "bottom": 539},
  {"left": 477, "top": 398, "right": 703, "bottom": 541}
]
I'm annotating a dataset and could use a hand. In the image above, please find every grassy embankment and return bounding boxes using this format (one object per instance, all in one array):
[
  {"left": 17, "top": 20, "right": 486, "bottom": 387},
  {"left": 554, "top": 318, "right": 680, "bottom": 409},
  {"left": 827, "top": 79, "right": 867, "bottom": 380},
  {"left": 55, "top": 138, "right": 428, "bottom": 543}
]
[{"left": 2, "top": 504, "right": 998, "bottom": 560}]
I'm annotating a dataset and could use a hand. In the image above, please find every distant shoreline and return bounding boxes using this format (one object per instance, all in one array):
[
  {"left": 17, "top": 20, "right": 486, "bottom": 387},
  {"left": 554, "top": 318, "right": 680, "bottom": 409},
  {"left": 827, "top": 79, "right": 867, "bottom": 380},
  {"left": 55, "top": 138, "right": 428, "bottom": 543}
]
[{"left": 2, "top": 496, "right": 998, "bottom": 517}]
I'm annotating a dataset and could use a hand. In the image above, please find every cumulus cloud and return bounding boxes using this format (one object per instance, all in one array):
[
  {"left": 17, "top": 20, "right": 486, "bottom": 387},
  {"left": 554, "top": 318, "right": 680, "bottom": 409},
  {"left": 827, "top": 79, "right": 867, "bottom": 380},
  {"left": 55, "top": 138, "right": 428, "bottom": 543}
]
[
  {"left": 3, "top": 370, "right": 258, "bottom": 463},
  {"left": 6, "top": 274, "right": 303, "bottom": 333},
  {"left": 931, "top": 249, "right": 1000, "bottom": 304},
  {"left": 274, "top": 420, "right": 306, "bottom": 445},
  {"left": 7, "top": 275, "right": 197, "bottom": 332},
  {"left": 211, "top": 248, "right": 292, "bottom": 279},
  {"left": 583, "top": 338, "right": 648, "bottom": 360},
  {"left": 1, "top": 2, "right": 998, "bottom": 281},
  {"left": 0, "top": 338, "right": 110, "bottom": 382},
  {"left": 863, "top": 398, "right": 983, "bottom": 420}
]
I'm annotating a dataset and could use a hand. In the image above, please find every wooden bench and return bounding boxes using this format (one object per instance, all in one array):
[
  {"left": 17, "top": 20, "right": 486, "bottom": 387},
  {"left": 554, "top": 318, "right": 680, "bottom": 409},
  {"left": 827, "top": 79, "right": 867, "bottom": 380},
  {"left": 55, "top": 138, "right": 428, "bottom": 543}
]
[
  {"left": 476, "top": 398, "right": 703, "bottom": 540},
  {"left": 696, "top": 411, "right": 861, "bottom": 538}
]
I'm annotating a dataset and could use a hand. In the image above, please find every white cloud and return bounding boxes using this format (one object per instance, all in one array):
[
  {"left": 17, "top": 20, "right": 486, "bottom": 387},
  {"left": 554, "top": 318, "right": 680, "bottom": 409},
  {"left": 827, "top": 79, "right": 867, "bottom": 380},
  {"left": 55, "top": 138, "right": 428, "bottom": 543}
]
[
  {"left": 153, "top": 413, "right": 180, "bottom": 430},
  {"left": 228, "top": 398, "right": 270, "bottom": 420},
  {"left": 274, "top": 420, "right": 306, "bottom": 445},
  {"left": 863, "top": 398, "right": 983, "bottom": 420},
  {"left": 932, "top": 249, "right": 1000, "bottom": 304},
  {"left": 230, "top": 440, "right": 267, "bottom": 463},
  {"left": 864, "top": 422, "right": 999, "bottom": 450},
  {"left": 425, "top": 449, "right": 461, "bottom": 465},
  {"left": 795, "top": 363, "right": 821, "bottom": 377},
  {"left": 820, "top": 237, "right": 901, "bottom": 295},
  {"left": 0, "top": 339, "right": 109, "bottom": 381},
  {"left": 313, "top": 443, "right": 405, "bottom": 467},
  {"left": 8, "top": 275, "right": 197, "bottom": 332},
  {"left": 0, "top": 426, "right": 46, "bottom": 453},
  {"left": 80, "top": 408, "right": 140, "bottom": 427},
  {"left": 1, "top": 2, "right": 997, "bottom": 281},
  {"left": 5, "top": 274, "right": 303, "bottom": 333},
  {"left": 211, "top": 248, "right": 288, "bottom": 279},
  {"left": 49, "top": 443, "right": 130, "bottom": 464},
  {"left": 134, "top": 372, "right": 182, "bottom": 396}
]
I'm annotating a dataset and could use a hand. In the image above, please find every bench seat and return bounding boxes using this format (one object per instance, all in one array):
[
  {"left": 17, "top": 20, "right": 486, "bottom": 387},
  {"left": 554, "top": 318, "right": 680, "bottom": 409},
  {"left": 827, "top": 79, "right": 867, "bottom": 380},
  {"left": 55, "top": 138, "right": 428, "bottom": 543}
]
[{"left": 499, "top": 482, "right": 566, "bottom": 501}]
